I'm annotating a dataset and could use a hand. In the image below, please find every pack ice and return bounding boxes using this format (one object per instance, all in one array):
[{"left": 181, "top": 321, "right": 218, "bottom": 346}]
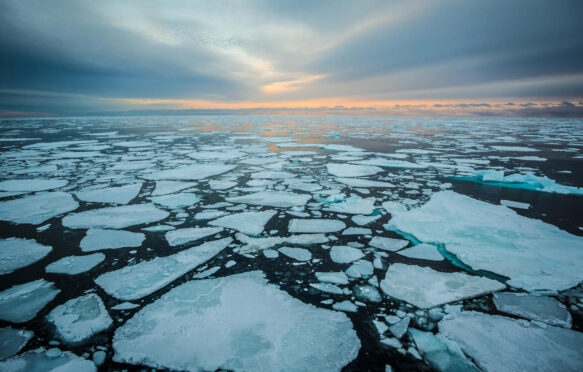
[
  {"left": 112, "top": 271, "right": 360, "bottom": 371},
  {"left": 0, "top": 238, "right": 52, "bottom": 275},
  {"left": 62, "top": 204, "right": 169, "bottom": 229},
  {"left": 387, "top": 191, "right": 583, "bottom": 291},
  {"left": 0, "top": 192, "right": 78, "bottom": 225},
  {"left": 0, "top": 280, "right": 60, "bottom": 323}
]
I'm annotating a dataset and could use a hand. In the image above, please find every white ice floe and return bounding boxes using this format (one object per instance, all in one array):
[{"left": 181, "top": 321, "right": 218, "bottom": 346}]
[
  {"left": 369, "top": 236, "right": 408, "bottom": 251},
  {"left": 208, "top": 180, "right": 237, "bottom": 190},
  {"left": 0, "top": 347, "right": 96, "bottom": 371},
  {"left": 500, "top": 199, "right": 530, "bottom": 209},
  {"left": 352, "top": 159, "right": 426, "bottom": 169},
  {"left": 491, "top": 145, "right": 539, "bottom": 152},
  {"left": 288, "top": 219, "right": 346, "bottom": 233},
  {"left": 492, "top": 292, "right": 572, "bottom": 327},
  {"left": 76, "top": 183, "right": 142, "bottom": 204},
  {"left": 45, "top": 253, "right": 105, "bottom": 275},
  {"left": 387, "top": 191, "right": 583, "bottom": 291},
  {"left": 187, "top": 150, "right": 245, "bottom": 161},
  {"left": 439, "top": 311, "right": 583, "bottom": 372},
  {"left": 335, "top": 177, "right": 395, "bottom": 188},
  {"left": 95, "top": 238, "right": 232, "bottom": 300},
  {"left": 343, "top": 227, "right": 372, "bottom": 235},
  {"left": 46, "top": 294, "right": 112, "bottom": 343},
  {"left": 165, "top": 227, "right": 223, "bottom": 246},
  {"left": 380, "top": 264, "right": 505, "bottom": 309},
  {"left": 325, "top": 195, "right": 376, "bottom": 215},
  {"left": 194, "top": 210, "right": 228, "bottom": 220},
  {"left": 278, "top": 247, "right": 312, "bottom": 261},
  {"left": 315, "top": 272, "right": 350, "bottom": 285},
  {"left": 63, "top": 204, "right": 169, "bottom": 229},
  {"left": 330, "top": 246, "right": 365, "bottom": 264},
  {"left": 209, "top": 211, "right": 276, "bottom": 235},
  {"left": 0, "top": 192, "right": 78, "bottom": 225},
  {"left": 346, "top": 260, "right": 374, "bottom": 278},
  {"left": 397, "top": 243, "right": 444, "bottom": 261},
  {"left": 263, "top": 249, "right": 279, "bottom": 258},
  {"left": 0, "top": 238, "right": 52, "bottom": 275},
  {"left": 236, "top": 233, "right": 328, "bottom": 253},
  {"left": 467, "top": 170, "right": 583, "bottom": 195},
  {"left": 80, "top": 229, "right": 145, "bottom": 252},
  {"left": 326, "top": 163, "right": 382, "bottom": 178},
  {"left": 310, "top": 283, "right": 344, "bottom": 294},
  {"left": 352, "top": 214, "right": 381, "bottom": 226},
  {"left": 409, "top": 329, "right": 479, "bottom": 372},
  {"left": 227, "top": 191, "right": 310, "bottom": 207},
  {"left": 0, "top": 327, "right": 33, "bottom": 360},
  {"left": 354, "top": 285, "right": 382, "bottom": 303},
  {"left": 143, "top": 164, "right": 236, "bottom": 180},
  {"left": 112, "top": 271, "right": 360, "bottom": 371},
  {"left": 333, "top": 300, "right": 358, "bottom": 313},
  {"left": 150, "top": 192, "right": 200, "bottom": 209},
  {"left": 151, "top": 181, "right": 197, "bottom": 196},
  {"left": 0, "top": 179, "right": 68, "bottom": 192},
  {"left": 0, "top": 279, "right": 60, "bottom": 323}
]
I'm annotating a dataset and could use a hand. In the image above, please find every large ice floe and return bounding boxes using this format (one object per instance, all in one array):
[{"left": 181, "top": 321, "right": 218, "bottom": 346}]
[
  {"left": 459, "top": 170, "right": 583, "bottom": 195},
  {"left": 0, "top": 347, "right": 96, "bottom": 371},
  {"left": 45, "top": 254, "right": 105, "bottom": 275},
  {"left": 112, "top": 271, "right": 360, "bottom": 371},
  {"left": 209, "top": 211, "right": 276, "bottom": 235},
  {"left": 387, "top": 191, "right": 583, "bottom": 291},
  {"left": 95, "top": 238, "right": 232, "bottom": 300},
  {"left": 492, "top": 292, "right": 572, "bottom": 327},
  {"left": 62, "top": 204, "right": 169, "bottom": 229},
  {"left": 0, "top": 192, "right": 78, "bottom": 225},
  {"left": 288, "top": 218, "right": 346, "bottom": 233},
  {"left": 438, "top": 311, "right": 583, "bottom": 372},
  {"left": 380, "top": 264, "right": 505, "bottom": 308},
  {"left": 0, "top": 280, "right": 60, "bottom": 323},
  {"left": 0, "top": 238, "right": 52, "bottom": 275},
  {"left": 80, "top": 229, "right": 145, "bottom": 251},
  {"left": 326, "top": 163, "right": 382, "bottom": 177},
  {"left": 142, "top": 163, "right": 236, "bottom": 180},
  {"left": 226, "top": 191, "right": 310, "bottom": 207},
  {"left": 76, "top": 183, "right": 142, "bottom": 204},
  {"left": 165, "top": 227, "right": 223, "bottom": 246},
  {"left": 325, "top": 195, "right": 376, "bottom": 215},
  {"left": 0, "top": 179, "right": 68, "bottom": 192},
  {"left": 0, "top": 327, "right": 33, "bottom": 360}
]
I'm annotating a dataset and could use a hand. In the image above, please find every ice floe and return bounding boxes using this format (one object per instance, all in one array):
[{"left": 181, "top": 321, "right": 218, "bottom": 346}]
[
  {"left": 0, "top": 327, "right": 33, "bottom": 360},
  {"left": 45, "top": 253, "right": 105, "bottom": 275},
  {"left": 380, "top": 264, "right": 505, "bottom": 308},
  {"left": 0, "top": 192, "right": 78, "bottom": 225},
  {"left": 80, "top": 229, "right": 145, "bottom": 252},
  {"left": 150, "top": 192, "right": 200, "bottom": 209},
  {"left": 143, "top": 164, "right": 236, "bottom": 180},
  {"left": 165, "top": 227, "right": 223, "bottom": 246},
  {"left": 397, "top": 243, "right": 444, "bottom": 261},
  {"left": 325, "top": 195, "right": 376, "bottom": 215},
  {"left": 278, "top": 247, "right": 312, "bottom": 261},
  {"left": 326, "top": 163, "right": 382, "bottom": 177},
  {"left": 462, "top": 170, "right": 583, "bottom": 195},
  {"left": 151, "top": 181, "right": 197, "bottom": 196},
  {"left": 76, "top": 183, "right": 142, "bottom": 204},
  {"left": 492, "top": 292, "right": 572, "bottom": 327},
  {"left": 236, "top": 233, "right": 328, "bottom": 253},
  {"left": 0, "top": 238, "right": 52, "bottom": 275},
  {"left": 0, "top": 179, "right": 68, "bottom": 192},
  {"left": 289, "top": 218, "right": 346, "bottom": 233},
  {"left": 63, "top": 204, "right": 169, "bottom": 229},
  {"left": 112, "top": 271, "right": 360, "bottom": 371},
  {"left": 209, "top": 211, "right": 276, "bottom": 235},
  {"left": 409, "top": 328, "right": 479, "bottom": 372},
  {"left": 227, "top": 191, "right": 310, "bottom": 207},
  {"left": 335, "top": 177, "right": 395, "bottom": 188},
  {"left": 330, "top": 246, "right": 365, "bottom": 264},
  {"left": 0, "top": 347, "right": 96, "bottom": 371},
  {"left": 0, "top": 280, "right": 60, "bottom": 323},
  {"left": 369, "top": 236, "right": 408, "bottom": 251}
]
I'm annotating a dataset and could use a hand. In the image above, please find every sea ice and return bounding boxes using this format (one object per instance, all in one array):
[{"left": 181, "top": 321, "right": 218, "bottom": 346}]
[
  {"left": 227, "top": 191, "right": 310, "bottom": 207},
  {"left": 288, "top": 219, "right": 346, "bottom": 233},
  {"left": 352, "top": 159, "right": 426, "bottom": 169},
  {"left": 398, "top": 243, "right": 444, "bottom": 261},
  {"left": 387, "top": 191, "right": 583, "bottom": 291},
  {"left": 95, "top": 238, "right": 232, "bottom": 300},
  {"left": 464, "top": 170, "right": 583, "bottom": 195},
  {"left": 46, "top": 294, "right": 112, "bottom": 343},
  {"left": 151, "top": 181, "right": 197, "bottom": 196},
  {"left": 310, "top": 283, "right": 344, "bottom": 294},
  {"left": 0, "top": 238, "right": 52, "bottom": 275},
  {"left": 0, "top": 328, "right": 33, "bottom": 360},
  {"left": 316, "top": 272, "right": 350, "bottom": 285},
  {"left": 143, "top": 164, "right": 236, "bottom": 180},
  {"left": 326, "top": 163, "right": 382, "bottom": 178},
  {"left": 63, "top": 204, "right": 169, "bottom": 229},
  {"left": 491, "top": 145, "right": 539, "bottom": 152},
  {"left": 409, "top": 329, "right": 479, "bottom": 372},
  {"left": 369, "top": 236, "right": 408, "bottom": 251},
  {"left": 333, "top": 300, "right": 359, "bottom": 312},
  {"left": 150, "top": 192, "right": 200, "bottom": 209},
  {"left": 0, "top": 347, "right": 96, "bottom": 371},
  {"left": 76, "top": 183, "right": 142, "bottom": 204},
  {"left": 209, "top": 211, "right": 276, "bottom": 235},
  {"left": 346, "top": 260, "right": 374, "bottom": 278},
  {"left": 335, "top": 178, "right": 395, "bottom": 188},
  {"left": 236, "top": 233, "right": 328, "bottom": 253},
  {"left": 80, "top": 229, "right": 145, "bottom": 252},
  {"left": 352, "top": 214, "right": 381, "bottom": 226},
  {"left": 380, "top": 264, "right": 505, "bottom": 309},
  {"left": 278, "top": 247, "right": 312, "bottom": 261},
  {"left": 0, "top": 280, "right": 60, "bottom": 323},
  {"left": 112, "top": 271, "right": 360, "bottom": 371},
  {"left": 325, "top": 195, "right": 376, "bottom": 215},
  {"left": 0, "top": 179, "right": 68, "bottom": 192},
  {"left": 165, "top": 227, "right": 223, "bottom": 246},
  {"left": 492, "top": 292, "right": 572, "bottom": 327},
  {"left": 46, "top": 253, "right": 104, "bottom": 275},
  {"left": 330, "top": 246, "right": 365, "bottom": 264},
  {"left": 500, "top": 199, "right": 530, "bottom": 209},
  {"left": 0, "top": 192, "right": 78, "bottom": 225}
]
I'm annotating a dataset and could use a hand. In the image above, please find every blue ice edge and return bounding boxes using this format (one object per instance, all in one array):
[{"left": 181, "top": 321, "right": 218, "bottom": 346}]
[
  {"left": 449, "top": 175, "right": 583, "bottom": 195},
  {"left": 384, "top": 225, "right": 510, "bottom": 284}
]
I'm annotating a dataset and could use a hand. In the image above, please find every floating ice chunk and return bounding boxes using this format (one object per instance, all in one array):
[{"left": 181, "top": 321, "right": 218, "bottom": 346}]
[
  {"left": 369, "top": 236, "right": 408, "bottom": 251},
  {"left": 409, "top": 329, "right": 480, "bottom": 372},
  {"left": 0, "top": 192, "right": 78, "bottom": 225},
  {"left": 80, "top": 229, "right": 145, "bottom": 252},
  {"left": 326, "top": 163, "right": 382, "bottom": 178},
  {"left": 462, "top": 170, "right": 583, "bottom": 195},
  {"left": 389, "top": 317, "right": 410, "bottom": 338},
  {"left": 278, "top": 247, "right": 312, "bottom": 261},
  {"left": 500, "top": 199, "right": 530, "bottom": 209},
  {"left": 316, "top": 272, "right": 349, "bottom": 285},
  {"left": 150, "top": 193, "right": 200, "bottom": 209},
  {"left": 112, "top": 271, "right": 360, "bottom": 371},
  {"left": 143, "top": 164, "right": 236, "bottom": 180},
  {"left": 0, "top": 327, "right": 33, "bottom": 360},
  {"left": 493, "top": 292, "right": 572, "bottom": 327},
  {"left": 0, "top": 238, "right": 52, "bottom": 275},
  {"left": 209, "top": 211, "right": 276, "bottom": 235},
  {"left": 513, "top": 156, "right": 547, "bottom": 161},
  {"left": 0, "top": 347, "right": 96, "bottom": 371},
  {"left": 0, "top": 179, "right": 68, "bottom": 192},
  {"left": 227, "top": 191, "right": 310, "bottom": 207},
  {"left": 208, "top": 180, "right": 237, "bottom": 190},
  {"left": 352, "top": 159, "right": 426, "bottom": 169},
  {"left": 387, "top": 191, "right": 583, "bottom": 291},
  {"left": 333, "top": 300, "right": 358, "bottom": 312},
  {"left": 194, "top": 210, "right": 228, "bottom": 220},
  {"left": 381, "top": 201, "right": 407, "bottom": 215},
  {"left": 76, "top": 183, "right": 142, "bottom": 204},
  {"left": 335, "top": 177, "right": 395, "bottom": 188},
  {"left": 380, "top": 264, "right": 505, "bottom": 309},
  {"left": 187, "top": 150, "right": 245, "bottom": 161},
  {"left": 354, "top": 285, "right": 382, "bottom": 303},
  {"left": 352, "top": 214, "right": 381, "bottom": 226},
  {"left": 46, "top": 294, "right": 112, "bottom": 343},
  {"left": 111, "top": 302, "right": 139, "bottom": 311},
  {"left": 251, "top": 171, "right": 295, "bottom": 179},
  {"left": 95, "top": 238, "right": 232, "bottom": 300},
  {"left": 63, "top": 204, "right": 169, "bottom": 229},
  {"left": 439, "top": 311, "right": 583, "bottom": 372},
  {"left": 343, "top": 227, "right": 372, "bottom": 235},
  {"left": 398, "top": 244, "right": 444, "bottom": 261},
  {"left": 310, "top": 283, "right": 344, "bottom": 294},
  {"left": 46, "top": 253, "right": 105, "bottom": 275},
  {"left": 151, "top": 181, "right": 197, "bottom": 196},
  {"left": 346, "top": 260, "right": 374, "bottom": 278},
  {"left": 326, "top": 195, "right": 376, "bottom": 215},
  {"left": 236, "top": 233, "right": 328, "bottom": 253},
  {"left": 491, "top": 145, "right": 539, "bottom": 152},
  {"left": 110, "top": 161, "right": 156, "bottom": 171},
  {"left": 289, "top": 219, "right": 346, "bottom": 233},
  {"left": 165, "top": 227, "right": 223, "bottom": 246},
  {"left": 263, "top": 249, "right": 279, "bottom": 258},
  {"left": 330, "top": 246, "right": 365, "bottom": 264},
  {"left": 0, "top": 280, "right": 60, "bottom": 323}
]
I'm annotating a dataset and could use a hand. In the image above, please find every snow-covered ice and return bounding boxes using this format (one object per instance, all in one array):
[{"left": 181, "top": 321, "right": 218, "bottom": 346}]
[
  {"left": 63, "top": 204, "right": 169, "bottom": 229},
  {"left": 165, "top": 227, "right": 223, "bottom": 246},
  {"left": 369, "top": 236, "right": 409, "bottom": 251},
  {"left": 325, "top": 195, "right": 376, "bottom": 215},
  {"left": 397, "top": 243, "right": 444, "bottom": 261},
  {"left": 0, "top": 238, "right": 52, "bottom": 275},
  {"left": 0, "top": 280, "right": 60, "bottom": 323},
  {"left": 227, "top": 191, "right": 310, "bottom": 207},
  {"left": 0, "top": 347, "right": 96, "bottom": 371},
  {"left": 0, "top": 179, "right": 68, "bottom": 192},
  {"left": 288, "top": 218, "right": 346, "bottom": 233},
  {"left": 330, "top": 245, "right": 365, "bottom": 264},
  {"left": 0, "top": 328, "right": 33, "bottom": 360},
  {"left": 45, "top": 253, "right": 105, "bottom": 275},
  {"left": 0, "top": 192, "right": 78, "bottom": 225},
  {"left": 80, "top": 229, "right": 145, "bottom": 251},
  {"left": 492, "top": 292, "right": 572, "bottom": 327},
  {"left": 409, "top": 328, "right": 479, "bottom": 372},
  {"left": 76, "top": 183, "right": 142, "bottom": 204},
  {"left": 143, "top": 164, "right": 236, "bottom": 180},
  {"left": 209, "top": 211, "right": 276, "bottom": 235},
  {"left": 278, "top": 247, "right": 312, "bottom": 261},
  {"left": 150, "top": 192, "right": 200, "bottom": 209},
  {"left": 326, "top": 163, "right": 383, "bottom": 177}
]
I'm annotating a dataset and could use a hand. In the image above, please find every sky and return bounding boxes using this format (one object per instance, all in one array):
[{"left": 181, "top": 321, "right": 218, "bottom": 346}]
[{"left": 1, "top": 0, "right": 583, "bottom": 117}]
